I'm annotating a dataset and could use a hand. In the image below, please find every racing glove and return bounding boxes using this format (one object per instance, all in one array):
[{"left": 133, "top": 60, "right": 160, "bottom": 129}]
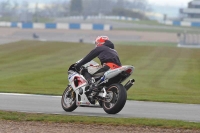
[
  {"left": 75, "top": 64, "right": 86, "bottom": 75},
  {"left": 74, "top": 64, "right": 81, "bottom": 73}
]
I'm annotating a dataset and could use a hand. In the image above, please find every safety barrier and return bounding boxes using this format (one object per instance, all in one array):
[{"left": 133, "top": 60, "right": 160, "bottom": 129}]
[
  {"left": 163, "top": 20, "right": 200, "bottom": 27},
  {"left": 0, "top": 22, "right": 112, "bottom": 30},
  {"left": 177, "top": 32, "right": 200, "bottom": 48}
]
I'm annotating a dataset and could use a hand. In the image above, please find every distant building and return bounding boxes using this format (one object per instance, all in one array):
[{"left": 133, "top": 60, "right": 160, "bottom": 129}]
[{"left": 180, "top": 0, "right": 200, "bottom": 22}]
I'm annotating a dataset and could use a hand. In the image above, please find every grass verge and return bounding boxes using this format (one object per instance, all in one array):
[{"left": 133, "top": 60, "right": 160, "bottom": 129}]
[
  {"left": 115, "top": 42, "right": 177, "bottom": 47},
  {"left": 0, "top": 111, "right": 200, "bottom": 129},
  {"left": 114, "top": 27, "right": 200, "bottom": 33}
]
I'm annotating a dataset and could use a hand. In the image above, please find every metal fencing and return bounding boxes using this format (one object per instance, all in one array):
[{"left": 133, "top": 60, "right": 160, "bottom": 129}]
[{"left": 177, "top": 32, "right": 200, "bottom": 48}]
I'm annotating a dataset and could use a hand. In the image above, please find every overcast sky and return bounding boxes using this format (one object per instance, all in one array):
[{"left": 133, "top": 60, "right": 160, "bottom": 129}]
[
  {"left": 0, "top": 0, "right": 192, "bottom": 7},
  {"left": 148, "top": 0, "right": 191, "bottom": 7}
]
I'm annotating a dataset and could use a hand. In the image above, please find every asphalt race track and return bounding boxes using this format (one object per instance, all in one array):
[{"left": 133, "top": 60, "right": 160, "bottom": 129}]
[{"left": 0, "top": 93, "right": 200, "bottom": 122}]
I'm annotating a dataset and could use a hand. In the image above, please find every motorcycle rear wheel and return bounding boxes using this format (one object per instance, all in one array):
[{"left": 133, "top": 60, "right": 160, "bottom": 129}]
[
  {"left": 61, "top": 85, "right": 77, "bottom": 112},
  {"left": 102, "top": 83, "right": 127, "bottom": 114}
]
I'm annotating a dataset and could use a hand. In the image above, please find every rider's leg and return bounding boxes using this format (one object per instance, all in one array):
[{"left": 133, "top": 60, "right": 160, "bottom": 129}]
[
  {"left": 87, "top": 65, "right": 110, "bottom": 92},
  {"left": 93, "top": 65, "right": 110, "bottom": 76},
  {"left": 82, "top": 65, "right": 109, "bottom": 83},
  {"left": 81, "top": 69, "right": 92, "bottom": 83}
]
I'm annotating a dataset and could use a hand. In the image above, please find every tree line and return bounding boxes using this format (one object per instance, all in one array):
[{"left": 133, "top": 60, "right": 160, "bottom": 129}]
[{"left": 0, "top": 0, "right": 151, "bottom": 22}]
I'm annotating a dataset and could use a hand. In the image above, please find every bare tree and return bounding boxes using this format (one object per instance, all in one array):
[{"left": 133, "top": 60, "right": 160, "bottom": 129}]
[
  {"left": 0, "top": 0, "right": 12, "bottom": 16},
  {"left": 62, "top": 1, "right": 70, "bottom": 16},
  {"left": 70, "top": 0, "right": 83, "bottom": 15},
  {"left": 82, "top": 0, "right": 114, "bottom": 16},
  {"left": 127, "top": 0, "right": 151, "bottom": 12},
  {"left": 0, "top": 0, "right": 152, "bottom": 22},
  {"left": 10, "top": 1, "right": 19, "bottom": 21},
  {"left": 19, "top": 1, "right": 30, "bottom": 22}
]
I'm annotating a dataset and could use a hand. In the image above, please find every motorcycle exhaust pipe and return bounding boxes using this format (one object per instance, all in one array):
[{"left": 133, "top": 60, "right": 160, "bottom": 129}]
[{"left": 124, "top": 79, "right": 135, "bottom": 91}]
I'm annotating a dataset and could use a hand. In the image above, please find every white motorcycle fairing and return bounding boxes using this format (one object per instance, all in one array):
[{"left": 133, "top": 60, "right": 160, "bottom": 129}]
[{"left": 67, "top": 60, "right": 134, "bottom": 107}]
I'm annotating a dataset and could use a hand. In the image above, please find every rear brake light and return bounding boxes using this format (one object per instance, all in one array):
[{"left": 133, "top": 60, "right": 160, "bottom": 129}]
[{"left": 126, "top": 69, "right": 132, "bottom": 74}]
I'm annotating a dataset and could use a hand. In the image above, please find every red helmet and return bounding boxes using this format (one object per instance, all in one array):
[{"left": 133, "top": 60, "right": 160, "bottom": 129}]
[{"left": 95, "top": 36, "right": 109, "bottom": 47}]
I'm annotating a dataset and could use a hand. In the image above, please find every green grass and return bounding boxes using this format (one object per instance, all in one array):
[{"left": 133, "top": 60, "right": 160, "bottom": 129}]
[
  {"left": 0, "top": 40, "right": 200, "bottom": 104},
  {"left": 0, "top": 17, "right": 53, "bottom": 23},
  {"left": 115, "top": 27, "right": 200, "bottom": 33},
  {"left": 115, "top": 20, "right": 165, "bottom": 26},
  {"left": 116, "top": 42, "right": 177, "bottom": 47},
  {"left": 0, "top": 111, "right": 200, "bottom": 129}
]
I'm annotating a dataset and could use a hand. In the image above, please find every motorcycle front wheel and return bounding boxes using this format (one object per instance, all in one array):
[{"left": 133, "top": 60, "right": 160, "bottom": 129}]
[
  {"left": 61, "top": 85, "right": 77, "bottom": 112},
  {"left": 102, "top": 83, "right": 127, "bottom": 114}
]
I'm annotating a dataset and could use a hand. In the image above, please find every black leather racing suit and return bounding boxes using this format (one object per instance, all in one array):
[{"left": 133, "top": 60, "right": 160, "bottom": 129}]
[
  {"left": 76, "top": 40, "right": 121, "bottom": 69},
  {"left": 75, "top": 40, "right": 121, "bottom": 81}
]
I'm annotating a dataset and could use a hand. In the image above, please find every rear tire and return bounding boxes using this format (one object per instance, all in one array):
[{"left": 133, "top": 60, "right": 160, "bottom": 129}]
[
  {"left": 102, "top": 83, "right": 127, "bottom": 114},
  {"left": 61, "top": 85, "right": 77, "bottom": 112}
]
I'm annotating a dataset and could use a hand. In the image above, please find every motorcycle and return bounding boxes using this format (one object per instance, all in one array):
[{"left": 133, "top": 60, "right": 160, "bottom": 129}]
[{"left": 61, "top": 59, "right": 135, "bottom": 114}]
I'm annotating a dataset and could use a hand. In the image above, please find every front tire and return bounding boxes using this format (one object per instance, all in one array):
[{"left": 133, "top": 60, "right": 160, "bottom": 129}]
[
  {"left": 102, "top": 83, "right": 127, "bottom": 114},
  {"left": 61, "top": 85, "right": 77, "bottom": 112}
]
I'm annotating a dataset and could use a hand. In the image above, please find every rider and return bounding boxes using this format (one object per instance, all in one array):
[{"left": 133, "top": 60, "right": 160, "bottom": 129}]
[{"left": 74, "top": 36, "right": 122, "bottom": 92}]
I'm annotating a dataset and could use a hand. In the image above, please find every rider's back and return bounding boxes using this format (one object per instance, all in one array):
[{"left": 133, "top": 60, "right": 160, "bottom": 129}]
[{"left": 96, "top": 40, "right": 121, "bottom": 66}]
